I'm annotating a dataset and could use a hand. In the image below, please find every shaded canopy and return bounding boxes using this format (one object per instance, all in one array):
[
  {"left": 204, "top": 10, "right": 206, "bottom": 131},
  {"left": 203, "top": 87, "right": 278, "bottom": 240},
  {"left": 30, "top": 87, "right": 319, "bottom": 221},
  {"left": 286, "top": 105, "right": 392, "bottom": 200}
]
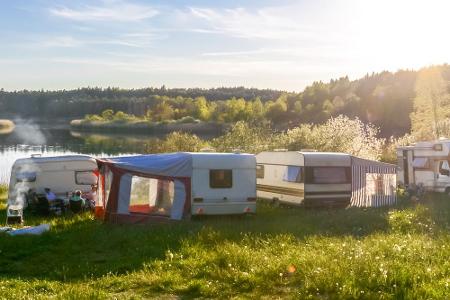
[{"left": 102, "top": 153, "right": 193, "bottom": 178}]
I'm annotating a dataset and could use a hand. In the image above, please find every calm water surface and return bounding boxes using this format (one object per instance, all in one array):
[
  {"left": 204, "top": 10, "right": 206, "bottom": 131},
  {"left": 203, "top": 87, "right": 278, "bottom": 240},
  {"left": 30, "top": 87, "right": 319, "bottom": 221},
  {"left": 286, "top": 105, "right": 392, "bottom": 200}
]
[{"left": 0, "top": 122, "right": 214, "bottom": 184}]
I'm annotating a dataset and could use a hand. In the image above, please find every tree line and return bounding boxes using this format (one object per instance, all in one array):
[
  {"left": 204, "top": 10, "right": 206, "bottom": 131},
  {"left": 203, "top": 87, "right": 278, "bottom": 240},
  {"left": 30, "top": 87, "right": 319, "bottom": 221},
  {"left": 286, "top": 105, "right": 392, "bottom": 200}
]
[{"left": 1, "top": 64, "right": 449, "bottom": 138}]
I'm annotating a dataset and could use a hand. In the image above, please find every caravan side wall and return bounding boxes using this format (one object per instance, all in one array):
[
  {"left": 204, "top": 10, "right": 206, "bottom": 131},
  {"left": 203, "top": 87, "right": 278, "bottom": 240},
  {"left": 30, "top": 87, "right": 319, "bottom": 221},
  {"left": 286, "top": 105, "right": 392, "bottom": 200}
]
[
  {"left": 8, "top": 157, "right": 98, "bottom": 203},
  {"left": 303, "top": 154, "right": 351, "bottom": 207},
  {"left": 256, "top": 152, "right": 305, "bottom": 205},
  {"left": 191, "top": 154, "right": 256, "bottom": 215},
  {"left": 256, "top": 152, "right": 351, "bottom": 207}
]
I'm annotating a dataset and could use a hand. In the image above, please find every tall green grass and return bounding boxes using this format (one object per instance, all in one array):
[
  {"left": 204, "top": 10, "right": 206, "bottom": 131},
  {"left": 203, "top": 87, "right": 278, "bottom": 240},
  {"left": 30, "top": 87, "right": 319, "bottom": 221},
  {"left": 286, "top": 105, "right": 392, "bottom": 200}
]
[{"left": 0, "top": 193, "right": 449, "bottom": 299}]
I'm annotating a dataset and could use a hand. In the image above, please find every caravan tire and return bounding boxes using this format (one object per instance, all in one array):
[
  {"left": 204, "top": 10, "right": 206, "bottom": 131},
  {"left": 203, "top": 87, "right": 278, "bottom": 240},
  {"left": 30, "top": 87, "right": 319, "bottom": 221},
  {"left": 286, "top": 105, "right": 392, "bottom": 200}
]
[{"left": 445, "top": 187, "right": 450, "bottom": 197}]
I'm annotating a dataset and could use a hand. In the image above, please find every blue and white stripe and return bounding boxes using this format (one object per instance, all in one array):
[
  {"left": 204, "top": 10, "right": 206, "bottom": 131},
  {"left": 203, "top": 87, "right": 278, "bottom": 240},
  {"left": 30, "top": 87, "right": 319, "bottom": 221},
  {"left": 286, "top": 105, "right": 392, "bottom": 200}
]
[{"left": 350, "top": 157, "right": 397, "bottom": 207}]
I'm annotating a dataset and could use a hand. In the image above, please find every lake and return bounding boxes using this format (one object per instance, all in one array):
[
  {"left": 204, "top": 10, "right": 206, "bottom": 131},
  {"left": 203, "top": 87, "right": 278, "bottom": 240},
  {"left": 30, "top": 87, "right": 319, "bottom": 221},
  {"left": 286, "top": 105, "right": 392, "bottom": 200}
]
[{"left": 0, "top": 121, "right": 216, "bottom": 185}]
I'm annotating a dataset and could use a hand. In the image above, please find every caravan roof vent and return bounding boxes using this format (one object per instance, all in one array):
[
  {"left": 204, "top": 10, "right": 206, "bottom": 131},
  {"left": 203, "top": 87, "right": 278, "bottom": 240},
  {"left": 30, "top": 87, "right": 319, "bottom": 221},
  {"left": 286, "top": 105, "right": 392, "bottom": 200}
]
[
  {"left": 200, "top": 147, "right": 215, "bottom": 152},
  {"left": 273, "top": 149, "right": 288, "bottom": 152},
  {"left": 31, "top": 154, "right": 42, "bottom": 158},
  {"left": 300, "top": 149, "right": 317, "bottom": 152}
]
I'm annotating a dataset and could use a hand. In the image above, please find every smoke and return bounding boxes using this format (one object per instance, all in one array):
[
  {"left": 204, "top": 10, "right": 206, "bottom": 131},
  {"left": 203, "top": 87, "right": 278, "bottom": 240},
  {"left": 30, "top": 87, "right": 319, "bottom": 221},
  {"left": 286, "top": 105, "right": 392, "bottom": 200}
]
[
  {"left": 8, "top": 161, "right": 40, "bottom": 211},
  {"left": 13, "top": 118, "right": 46, "bottom": 145}
]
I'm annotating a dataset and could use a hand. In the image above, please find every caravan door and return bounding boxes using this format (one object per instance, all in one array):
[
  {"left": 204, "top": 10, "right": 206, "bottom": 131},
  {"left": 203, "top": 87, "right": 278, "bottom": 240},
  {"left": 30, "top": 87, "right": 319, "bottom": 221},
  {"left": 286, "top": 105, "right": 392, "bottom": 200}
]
[{"left": 436, "top": 160, "right": 450, "bottom": 192}]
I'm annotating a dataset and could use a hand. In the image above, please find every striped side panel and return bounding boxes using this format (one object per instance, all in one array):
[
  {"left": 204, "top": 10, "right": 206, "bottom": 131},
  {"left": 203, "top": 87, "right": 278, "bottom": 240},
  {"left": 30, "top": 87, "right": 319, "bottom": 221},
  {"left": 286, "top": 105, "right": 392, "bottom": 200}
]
[{"left": 350, "top": 159, "right": 397, "bottom": 208}]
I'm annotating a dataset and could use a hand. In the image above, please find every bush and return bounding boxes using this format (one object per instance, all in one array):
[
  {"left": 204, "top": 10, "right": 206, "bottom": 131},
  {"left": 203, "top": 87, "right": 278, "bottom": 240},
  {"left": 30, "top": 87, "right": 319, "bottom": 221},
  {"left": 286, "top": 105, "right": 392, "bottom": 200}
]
[
  {"left": 113, "top": 111, "right": 135, "bottom": 122},
  {"left": 285, "top": 115, "right": 385, "bottom": 160},
  {"left": 159, "top": 132, "right": 207, "bottom": 152},
  {"left": 0, "top": 184, "right": 7, "bottom": 195},
  {"left": 101, "top": 109, "right": 114, "bottom": 121},
  {"left": 211, "top": 121, "right": 283, "bottom": 153},
  {"left": 381, "top": 134, "right": 415, "bottom": 163},
  {"left": 84, "top": 114, "right": 104, "bottom": 122}
]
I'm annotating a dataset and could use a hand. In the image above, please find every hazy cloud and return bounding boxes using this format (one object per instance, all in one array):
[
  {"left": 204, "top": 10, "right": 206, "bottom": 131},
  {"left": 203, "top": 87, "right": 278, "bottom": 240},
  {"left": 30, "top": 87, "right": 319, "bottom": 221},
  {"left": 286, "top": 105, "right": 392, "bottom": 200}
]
[
  {"left": 186, "top": 6, "right": 314, "bottom": 40},
  {"left": 49, "top": 2, "right": 159, "bottom": 22}
]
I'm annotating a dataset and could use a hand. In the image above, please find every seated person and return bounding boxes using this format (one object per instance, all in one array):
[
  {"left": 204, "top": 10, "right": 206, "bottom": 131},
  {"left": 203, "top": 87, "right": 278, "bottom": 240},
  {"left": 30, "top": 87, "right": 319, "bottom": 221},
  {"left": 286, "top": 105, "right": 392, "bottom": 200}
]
[
  {"left": 69, "top": 190, "right": 86, "bottom": 213},
  {"left": 84, "top": 185, "right": 97, "bottom": 210},
  {"left": 44, "top": 188, "right": 65, "bottom": 215},
  {"left": 45, "top": 188, "right": 57, "bottom": 201}
]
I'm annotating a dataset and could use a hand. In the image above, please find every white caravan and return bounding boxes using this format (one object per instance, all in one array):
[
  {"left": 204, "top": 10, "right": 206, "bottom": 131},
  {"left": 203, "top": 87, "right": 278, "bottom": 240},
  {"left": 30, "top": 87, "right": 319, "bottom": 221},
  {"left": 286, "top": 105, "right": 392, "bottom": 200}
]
[
  {"left": 190, "top": 153, "right": 256, "bottom": 215},
  {"left": 6, "top": 155, "right": 98, "bottom": 223},
  {"left": 256, "top": 151, "right": 352, "bottom": 207},
  {"left": 397, "top": 139, "right": 450, "bottom": 193}
]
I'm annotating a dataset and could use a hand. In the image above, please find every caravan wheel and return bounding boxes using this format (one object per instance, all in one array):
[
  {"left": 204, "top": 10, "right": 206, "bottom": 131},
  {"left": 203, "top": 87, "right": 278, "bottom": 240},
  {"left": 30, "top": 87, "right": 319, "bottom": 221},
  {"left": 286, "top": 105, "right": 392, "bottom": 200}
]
[
  {"left": 445, "top": 187, "right": 450, "bottom": 197},
  {"left": 272, "top": 198, "right": 280, "bottom": 207}
]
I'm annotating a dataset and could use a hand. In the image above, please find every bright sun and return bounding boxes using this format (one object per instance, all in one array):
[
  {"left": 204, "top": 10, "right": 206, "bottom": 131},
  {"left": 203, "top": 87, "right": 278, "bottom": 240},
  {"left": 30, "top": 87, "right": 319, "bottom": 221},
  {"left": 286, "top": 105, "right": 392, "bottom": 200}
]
[{"left": 350, "top": 0, "right": 449, "bottom": 72}]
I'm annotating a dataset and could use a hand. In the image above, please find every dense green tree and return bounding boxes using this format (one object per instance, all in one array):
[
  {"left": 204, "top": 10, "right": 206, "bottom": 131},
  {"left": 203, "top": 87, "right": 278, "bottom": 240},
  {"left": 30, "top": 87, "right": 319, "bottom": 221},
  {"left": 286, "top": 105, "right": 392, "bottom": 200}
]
[
  {"left": 2, "top": 64, "right": 450, "bottom": 138},
  {"left": 411, "top": 66, "right": 450, "bottom": 139},
  {"left": 192, "top": 97, "right": 211, "bottom": 121},
  {"left": 151, "top": 101, "right": 175, "bottom": 122},
  {"left": 265, "top": 95, "right": 288, "bottom": 124}
]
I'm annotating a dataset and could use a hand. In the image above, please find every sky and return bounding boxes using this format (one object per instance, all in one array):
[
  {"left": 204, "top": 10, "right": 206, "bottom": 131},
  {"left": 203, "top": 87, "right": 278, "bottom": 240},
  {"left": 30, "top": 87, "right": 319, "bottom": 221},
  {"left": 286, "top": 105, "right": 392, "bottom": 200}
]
[{"left": 0, "top": 0, "right": 449, "bottom": 91}]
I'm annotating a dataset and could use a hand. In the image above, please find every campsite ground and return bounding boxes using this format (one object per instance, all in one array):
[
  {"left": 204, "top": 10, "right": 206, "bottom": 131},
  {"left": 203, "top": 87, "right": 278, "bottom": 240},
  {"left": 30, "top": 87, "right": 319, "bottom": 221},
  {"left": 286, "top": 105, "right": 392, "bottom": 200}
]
[{"left": 0, "top": 187, "right": 449, "bottom": 299}]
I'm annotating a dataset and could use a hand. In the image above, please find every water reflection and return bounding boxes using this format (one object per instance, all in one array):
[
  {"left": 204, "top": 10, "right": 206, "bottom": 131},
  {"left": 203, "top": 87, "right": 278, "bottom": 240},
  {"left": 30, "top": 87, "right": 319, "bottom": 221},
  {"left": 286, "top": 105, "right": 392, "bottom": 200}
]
[
  {"left": 70, "top": 131, "right": 161, "bottom": 154},
  {"left": 0, "top": 125, "right": 217, "bottom": 184}
]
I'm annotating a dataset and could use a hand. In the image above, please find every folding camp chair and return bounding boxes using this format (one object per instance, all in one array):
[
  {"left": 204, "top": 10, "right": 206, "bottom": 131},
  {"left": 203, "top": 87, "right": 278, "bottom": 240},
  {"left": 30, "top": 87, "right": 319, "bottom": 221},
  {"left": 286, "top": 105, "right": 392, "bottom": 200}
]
[{"left": 69, "top": 200, "right": 83, "bottom": 214}]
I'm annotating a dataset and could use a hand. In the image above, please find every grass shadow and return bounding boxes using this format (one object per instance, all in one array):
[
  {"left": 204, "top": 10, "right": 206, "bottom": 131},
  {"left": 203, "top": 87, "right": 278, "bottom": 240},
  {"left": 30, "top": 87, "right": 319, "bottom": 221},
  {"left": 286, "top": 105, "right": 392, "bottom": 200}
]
[
  {"left": 191, "top": 201, "right": 392, "bottom": 240},
  {"left": 0, "top": 194, "right": 448, "bottom": 283},
  {"left": 0, "top": 209, "right": 189, "bottom": 281}
]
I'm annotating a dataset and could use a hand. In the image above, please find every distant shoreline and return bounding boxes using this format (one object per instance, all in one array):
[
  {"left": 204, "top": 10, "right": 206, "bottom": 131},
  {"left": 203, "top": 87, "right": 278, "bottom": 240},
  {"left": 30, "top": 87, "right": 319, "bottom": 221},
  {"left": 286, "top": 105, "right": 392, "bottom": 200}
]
[{"left": 70, "top": 119, "right": 226, "bottom": 135}]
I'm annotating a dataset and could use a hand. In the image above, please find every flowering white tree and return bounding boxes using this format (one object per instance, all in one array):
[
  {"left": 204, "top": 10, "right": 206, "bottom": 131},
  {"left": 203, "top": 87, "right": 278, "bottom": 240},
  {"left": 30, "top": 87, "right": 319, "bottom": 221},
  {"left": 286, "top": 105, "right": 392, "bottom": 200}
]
[{"left": 286, "top": 115, "right": 385, "bottom": 160}]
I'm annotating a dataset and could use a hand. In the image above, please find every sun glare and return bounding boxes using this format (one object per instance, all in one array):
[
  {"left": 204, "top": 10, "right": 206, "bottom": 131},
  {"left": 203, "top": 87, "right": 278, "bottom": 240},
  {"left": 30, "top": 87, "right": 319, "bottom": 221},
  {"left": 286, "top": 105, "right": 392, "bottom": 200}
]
[{"left": 351, "top": 0, "right": 449, "bottom": 72}]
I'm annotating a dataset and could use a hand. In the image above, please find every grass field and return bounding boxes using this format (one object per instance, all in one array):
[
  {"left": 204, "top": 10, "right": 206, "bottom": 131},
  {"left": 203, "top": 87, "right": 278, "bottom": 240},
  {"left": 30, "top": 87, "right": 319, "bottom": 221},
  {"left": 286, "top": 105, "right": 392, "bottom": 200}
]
[{"left": 0, "top": 188, "right": 449, "bottom": 299}]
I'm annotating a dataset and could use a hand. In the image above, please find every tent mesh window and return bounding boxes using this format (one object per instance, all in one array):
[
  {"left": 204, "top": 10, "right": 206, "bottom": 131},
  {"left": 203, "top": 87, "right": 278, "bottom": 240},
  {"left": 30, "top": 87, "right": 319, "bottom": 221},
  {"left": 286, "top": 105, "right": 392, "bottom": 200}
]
[
  {"left": 129, "top": 176, "right": 174, "bottom": 216},
  {"left": 100, "top": 167, "right": 113, "bottom": 208}
]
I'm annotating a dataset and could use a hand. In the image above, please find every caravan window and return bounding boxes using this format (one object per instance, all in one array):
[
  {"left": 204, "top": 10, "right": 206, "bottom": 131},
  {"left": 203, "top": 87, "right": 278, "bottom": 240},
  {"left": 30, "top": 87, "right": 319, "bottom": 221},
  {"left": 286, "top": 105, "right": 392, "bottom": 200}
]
[
  {"left": 129, "top": 177, "right": 173, "bottom": 216},
  {"left": 256, "top": 165, "right": 265, "bottom": 179},
  {"left": 16, "top": 172, "right": 37, "bottom": 183},
  {"left": 438, "top": 160, "right": 450, "bottom": 176},
  {"left": 283, "top": 166, "right": 303, "bottom": 183},
  {"left": 412, "top": 158, "right": 429, "bottom": 169},
  {"left": 210, "top": 170, "right": 233, "bottom": 188},
  {"left": 306, "top": 167, "right": 351, "bottom": 184},
  {"left": 75, "top": 171, "right": 98, "bottom": 185}
]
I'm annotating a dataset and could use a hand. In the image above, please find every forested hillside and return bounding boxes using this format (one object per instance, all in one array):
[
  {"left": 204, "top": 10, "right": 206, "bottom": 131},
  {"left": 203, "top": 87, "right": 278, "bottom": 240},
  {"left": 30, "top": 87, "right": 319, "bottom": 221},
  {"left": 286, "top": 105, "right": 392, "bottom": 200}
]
[{"left": 1, "top": 64, "right": 449, "bottom": 137}]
